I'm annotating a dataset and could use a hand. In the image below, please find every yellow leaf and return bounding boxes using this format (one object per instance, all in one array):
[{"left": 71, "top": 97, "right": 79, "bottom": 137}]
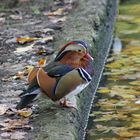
[
  {"left": 94, "top": 113, "right": 128, "bottom": 122},
  {"left": 47, "top": 8, "right": 65, "bottom": 16},
  {"left": 97, "top": 89, "right": 111, "bottom": 94},
  {"left": 117, "top": 130, "right": 134, "bottom": 138},
  {"left": 16, "top": 37, "right": 38, "bottom": 44},
  {"left": 38, "top": 59, "right": 46, "bottom": 67},
  {"left": 106, "top": 61, "right": 122, "bottom": 69},
  {"left": 17, "top": 109, "right": 32, "bottom": 118},
  {"left": 132, "top": 114, "right": 140, "bottom": 118},
  {"left": 109, "top": 86, "right": 136, "bottom": 99},
  {"left": 132, "top": 117, "right": 140, "bottom": 122},
  {"left": 129, "top": 81, "right": 140, "bottom": 86},
  {"left": 96, "top": 124, "right": 108, "bottom": 131},
  {"left": 118, "top": 93, "right": 135, "bottom": 99},
  {"left": 129, "top": 123, "right": 140, "bottom": 130}
]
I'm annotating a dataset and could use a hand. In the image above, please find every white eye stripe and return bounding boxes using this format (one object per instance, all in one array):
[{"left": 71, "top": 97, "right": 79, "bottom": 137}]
[
  {"left": 65, "top": 44, "right": 86, "bottom": 52},
  {"left": 55, "top": 43, "right": 87, "bottom": 61},
  {"left": 77, "top": 43, "right": 86, "bottom": 49}
]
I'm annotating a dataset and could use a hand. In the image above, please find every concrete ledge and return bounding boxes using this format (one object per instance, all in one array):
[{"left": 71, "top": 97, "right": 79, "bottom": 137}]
[{"left": 31, "top": 0, "right": 118, "bottom": 140}]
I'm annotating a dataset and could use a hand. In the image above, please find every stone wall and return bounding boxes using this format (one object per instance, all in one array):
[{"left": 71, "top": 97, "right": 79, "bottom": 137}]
[{"left": 31, "top": 0, "right": 118, "bottom": 140}]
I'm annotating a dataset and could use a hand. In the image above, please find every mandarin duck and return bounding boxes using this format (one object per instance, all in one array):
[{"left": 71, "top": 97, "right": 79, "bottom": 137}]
[{"left": 16, "top": 40, "right": 94, "bottom": 109}]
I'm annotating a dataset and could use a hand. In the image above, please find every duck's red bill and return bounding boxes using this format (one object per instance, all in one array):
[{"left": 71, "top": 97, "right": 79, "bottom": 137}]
[{"left": 85, "top": 53, "right": 94, "bottom": 60}]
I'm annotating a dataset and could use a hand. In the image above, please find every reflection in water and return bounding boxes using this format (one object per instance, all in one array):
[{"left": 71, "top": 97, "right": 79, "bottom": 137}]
[
  {"left": 112, "top": 37, "right": 122, "bottom": 54},
  {"left": 86, "top": 0, "right": 140, "bottom": 140}
]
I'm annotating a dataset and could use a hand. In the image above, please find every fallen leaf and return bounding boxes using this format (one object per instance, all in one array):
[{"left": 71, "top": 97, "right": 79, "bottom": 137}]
[
  {"left": 129, "top": 81, "right": 140, "bottom": 86},
  {"left": 17, "top": 108, "right": 32, "bottom": 117},
  {"left": 94, "top": 113, "right": 128, "bottom": 122},
  {"left": 38, "top": 59, "right": 46, "bottom": 67},
  {"left": 0, "top": 118, "right": 30, "bottom": 131},
  {"left": 117, "top": 130, "right": 139, "bottom": 138},
  {"left": 121, "top": 73, "right": 140, "bottom": 80},
  {"left": 36, "top": 47, "right": 54, "bottom": 56},
  {"left": 96, "top": 124, "right": 108, "bottom": 131},
  {"left": 106, "top": 61, "right": 122, "bottom": 69},
  {"left": 132, "top": 114, "right": 140, "bottom": 118},
  {"left": 109, "top": 86, "right": 136, "bottom": 99},
  {"left": 129, "top": 123, "right": 140, "bottom": 130},
  {"left": 97, "top": 88, "right": 111, "bottom": 94},
  {"left": 15, "top": 43, "right": 35, "bottom": 53},
  {"left": 16, "top": 37, "right": 38, "bottom": 44},
  {"left": 47, "top": 8, "right": 66, "bottom": 16}
]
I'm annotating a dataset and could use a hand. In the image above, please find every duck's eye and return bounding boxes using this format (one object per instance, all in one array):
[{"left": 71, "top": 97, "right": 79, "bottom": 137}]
[{"left": 78, "top": 49, "right": 82, "bottom": 52}]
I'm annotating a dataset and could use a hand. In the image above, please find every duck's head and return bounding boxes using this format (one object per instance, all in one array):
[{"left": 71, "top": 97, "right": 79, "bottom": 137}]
[{"left": 55, "top": 40, "right": 93, "bottom": 62}]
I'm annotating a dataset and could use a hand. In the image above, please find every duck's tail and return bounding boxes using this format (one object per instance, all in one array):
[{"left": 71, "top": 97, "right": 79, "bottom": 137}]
[{"left": 16, "top": 87, "right": 41, "bottom": 110}]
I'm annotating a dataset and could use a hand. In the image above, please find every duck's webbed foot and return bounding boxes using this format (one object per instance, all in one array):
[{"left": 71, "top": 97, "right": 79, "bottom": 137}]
[{"left": 59, "top": 97, "right": 77, "bottom": 110}]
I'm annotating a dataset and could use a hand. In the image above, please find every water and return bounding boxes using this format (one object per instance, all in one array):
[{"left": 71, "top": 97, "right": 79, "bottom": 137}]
[{"left": 86, "top": 0, "right": 140, "bottom": 140}]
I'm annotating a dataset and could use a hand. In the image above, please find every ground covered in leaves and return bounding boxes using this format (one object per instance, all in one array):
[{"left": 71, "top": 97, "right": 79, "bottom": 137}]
[
  {"left": 86, "top": 0, "right": 140, "bottom": 140},
  {"left": 0, "top": 0, "right": 77, "bottom": 139}
]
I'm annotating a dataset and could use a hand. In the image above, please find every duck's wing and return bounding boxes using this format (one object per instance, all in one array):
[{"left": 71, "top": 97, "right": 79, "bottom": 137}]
[{"left": 53, "top": 68, "right": 92, "bottom": 101}]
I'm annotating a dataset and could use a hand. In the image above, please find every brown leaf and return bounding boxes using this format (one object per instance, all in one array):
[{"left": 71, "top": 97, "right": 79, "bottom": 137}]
[{"left": 0, "top": 118, "right": 30, "bottom": 131}]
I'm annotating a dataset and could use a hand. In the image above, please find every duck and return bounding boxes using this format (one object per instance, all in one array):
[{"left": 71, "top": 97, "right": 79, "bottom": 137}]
[{"left": 16, "top": 40, "right": 94, "bottom": 109}]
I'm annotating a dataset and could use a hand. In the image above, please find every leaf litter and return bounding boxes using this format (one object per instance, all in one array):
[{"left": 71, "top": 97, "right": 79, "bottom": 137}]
[
  {"left": 0, "top": 0, "right": 76, "bottom": 139},
  {"left": 89, "top": 43, "right": 140, "bottom": 139}
]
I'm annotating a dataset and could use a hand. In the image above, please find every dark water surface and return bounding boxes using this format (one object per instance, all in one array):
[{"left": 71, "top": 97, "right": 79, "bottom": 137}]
[{"left": 86, "top": 0, "right": 140, "bottom": 140}]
